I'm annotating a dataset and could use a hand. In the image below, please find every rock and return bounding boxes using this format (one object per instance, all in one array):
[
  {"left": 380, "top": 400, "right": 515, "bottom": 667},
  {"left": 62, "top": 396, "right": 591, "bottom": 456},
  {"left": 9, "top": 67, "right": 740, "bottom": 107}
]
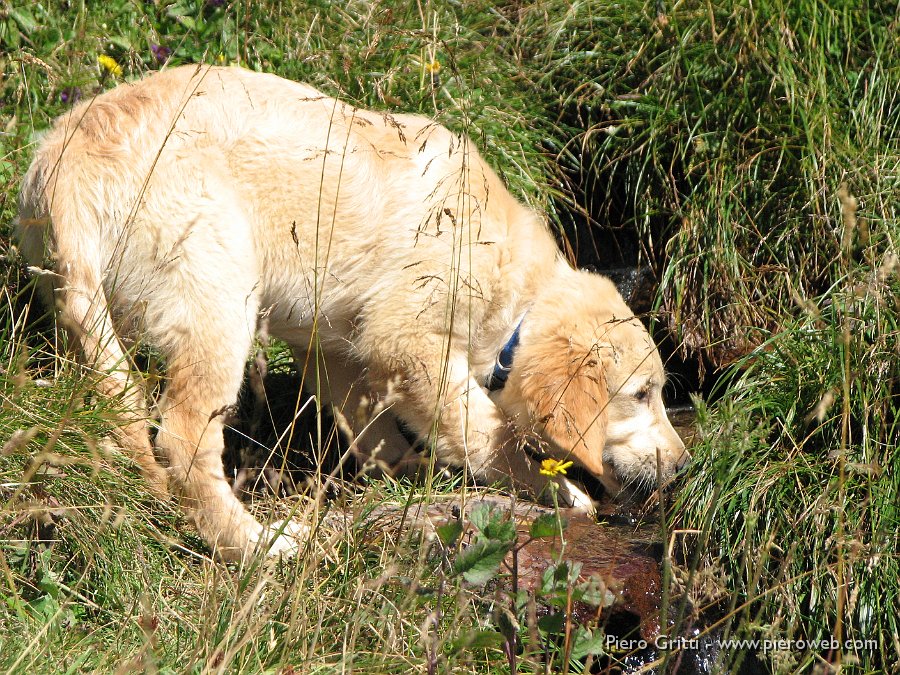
[{"left": 352, "top": 494, "right": 665, "bottom": 641}]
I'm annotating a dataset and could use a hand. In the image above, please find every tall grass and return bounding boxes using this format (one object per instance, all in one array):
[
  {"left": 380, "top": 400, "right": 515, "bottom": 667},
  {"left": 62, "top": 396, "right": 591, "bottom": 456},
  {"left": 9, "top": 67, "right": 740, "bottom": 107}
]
[
  {"left": 520, "top": 1, "right": 899, "bottom": 669},
  {"left": 525, "top": 0, "right": 900, "bottom": 367},
  {"left": 672, "top": 240, "right": 899, "bottom": 669}
]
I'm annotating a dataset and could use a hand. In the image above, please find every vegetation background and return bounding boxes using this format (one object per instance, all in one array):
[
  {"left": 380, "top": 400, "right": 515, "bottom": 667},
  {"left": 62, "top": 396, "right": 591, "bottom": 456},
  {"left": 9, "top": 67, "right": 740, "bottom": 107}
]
[{"left": 1, "top": 0, "right": 897, "bottom": 673}]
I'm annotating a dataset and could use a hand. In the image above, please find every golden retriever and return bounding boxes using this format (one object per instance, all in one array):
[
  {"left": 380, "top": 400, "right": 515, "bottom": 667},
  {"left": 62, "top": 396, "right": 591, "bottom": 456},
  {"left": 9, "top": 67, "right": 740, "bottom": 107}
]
[{"left": 17, "top": 65, "right": 687, "bottom": 560}]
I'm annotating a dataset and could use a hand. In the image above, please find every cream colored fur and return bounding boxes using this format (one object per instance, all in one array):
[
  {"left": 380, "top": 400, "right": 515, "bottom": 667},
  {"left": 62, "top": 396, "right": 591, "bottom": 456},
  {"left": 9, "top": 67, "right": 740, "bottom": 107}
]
[{"left": 17, "top": 65, "right": 687, "bottom": 560}]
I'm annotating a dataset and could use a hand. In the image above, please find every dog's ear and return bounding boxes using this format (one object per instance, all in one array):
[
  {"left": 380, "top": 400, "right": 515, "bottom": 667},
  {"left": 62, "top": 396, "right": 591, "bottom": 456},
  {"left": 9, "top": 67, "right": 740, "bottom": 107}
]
[{"left": 507, "top": 335, "right": 610, "bottom": 480}]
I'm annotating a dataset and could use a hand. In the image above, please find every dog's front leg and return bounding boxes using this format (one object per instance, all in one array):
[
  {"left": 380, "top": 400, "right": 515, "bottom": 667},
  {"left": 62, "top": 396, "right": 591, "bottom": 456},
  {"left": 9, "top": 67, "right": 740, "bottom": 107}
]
[
  {"left": 363, "top": 335, "right": 575, "bottom": 504},
  {"left": 552, "top": 477, "right": 596, "bottom": 512},
  {"left": 290, "top": 347, "right": 418, "bottom": 476},
  {"left": 428, "top": 360, "right": 594, "bottom": 511}
]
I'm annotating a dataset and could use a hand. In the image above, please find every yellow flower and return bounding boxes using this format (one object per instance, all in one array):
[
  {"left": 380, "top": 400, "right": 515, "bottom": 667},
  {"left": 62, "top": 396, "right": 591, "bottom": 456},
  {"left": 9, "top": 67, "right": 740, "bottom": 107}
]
[
  {"left": 98, "top": 55, "right": 123, "bottom": 77},
  {"left": 539, "top": 458, "right": 574, "bottom": 477},
  {"left": 425, "top": 59, "right": 441, "bottom": 74}
]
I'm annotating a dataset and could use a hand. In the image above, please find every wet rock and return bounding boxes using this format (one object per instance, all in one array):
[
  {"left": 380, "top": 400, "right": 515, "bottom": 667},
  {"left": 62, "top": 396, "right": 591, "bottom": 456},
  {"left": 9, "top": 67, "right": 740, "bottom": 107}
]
[
  {"left": 600, "top": 266, "right": 656, "bottom": 314},
  {"left": 355, "top": 495, "right": 666, "bottom": 641},
  {"left": 512, "top": 507, "right": 663, "bottom": 640}
]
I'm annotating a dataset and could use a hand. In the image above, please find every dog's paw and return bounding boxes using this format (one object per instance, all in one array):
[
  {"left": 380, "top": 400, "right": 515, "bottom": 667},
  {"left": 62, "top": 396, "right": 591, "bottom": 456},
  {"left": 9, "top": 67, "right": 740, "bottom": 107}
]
[
  {"left": 254, "top": 519, "right": 310, "bottom": 557},
  {"left": 557, "top": 478, "right": 596, "bottom": 515}
]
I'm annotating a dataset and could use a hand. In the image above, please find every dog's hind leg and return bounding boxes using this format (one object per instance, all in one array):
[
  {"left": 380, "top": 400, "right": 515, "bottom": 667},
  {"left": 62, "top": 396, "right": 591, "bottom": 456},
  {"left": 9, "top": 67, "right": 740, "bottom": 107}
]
[
  {"left": 21, "top": 151, "right": 170, "bottom": 497},
  {"left": 56, "top": 270, "right": 169, "bottom": 498}
]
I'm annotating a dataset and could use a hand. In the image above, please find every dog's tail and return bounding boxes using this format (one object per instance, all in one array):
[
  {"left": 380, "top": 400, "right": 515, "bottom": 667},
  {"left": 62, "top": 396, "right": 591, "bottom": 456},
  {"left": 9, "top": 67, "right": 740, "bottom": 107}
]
[{"left": 17, "top": 127, "right": 169, "bottom": 496}]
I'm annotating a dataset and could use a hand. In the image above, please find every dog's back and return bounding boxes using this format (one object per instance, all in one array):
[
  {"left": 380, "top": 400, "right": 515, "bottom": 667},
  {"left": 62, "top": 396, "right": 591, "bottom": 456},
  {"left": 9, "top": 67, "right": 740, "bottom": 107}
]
[
  {"left": 19, "top": 66, "right": 542, "bottom": 343},
  {"left": 18, "top": 67, "right": 326, "bottom": 281}
]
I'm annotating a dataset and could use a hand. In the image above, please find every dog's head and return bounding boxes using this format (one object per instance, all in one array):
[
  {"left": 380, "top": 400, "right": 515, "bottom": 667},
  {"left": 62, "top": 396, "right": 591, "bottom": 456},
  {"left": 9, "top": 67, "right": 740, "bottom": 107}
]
[{"left": 493, "top": 268, "right": 688, "bottom": 495}]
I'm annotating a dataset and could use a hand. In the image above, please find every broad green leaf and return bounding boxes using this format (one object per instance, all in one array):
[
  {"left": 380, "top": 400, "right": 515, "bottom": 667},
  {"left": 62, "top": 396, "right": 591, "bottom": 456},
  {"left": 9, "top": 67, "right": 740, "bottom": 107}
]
[
  {"left": 166, "top": 2, "right": 192, "bottom": 17},
  {"left": 482, "top": 517, "right": 516, "bottom": 544},
  {"left": 468, "top": 503, "right": 516, "bottom": 542},
  {"left": 452, "top": 538, "right": 511, "bottom": 585},
  {"left": 529, "top": 512, "right": 567, "bottom": 539},
  {"left": 436, "top": 520, "right": 463, "bottom": 546},
  {"left": 468, "top": 503, "right": 495, "bottom": 533},
  {"left": 495, "top": 605, "right": 519, "bottom": 640},
  {"left": 569, "top": 627, "right": 607, "bottom": 659},
  {"left": 2, "top": 19, "right": 21, "bottom": 49},
  {"left": 8, "top": 8, "right": 37, "bottom": 33},
  {"left": 166, "top": 3, "right": 197, "bottom": 30},
  {"left": 175, "top": 15, "right": 196, "bottom": 30},
  {"left": 109, "top": 35, "right": 133, "bottom": 51},
  {"left": 537, "top": 611, "right": 565, "bottom": 634},
  {"left": 449, "top": 629, "right": 506, "bottom": 652},
  {"left": 572, "top": 577, "right": 616, "bottom": 608},
  {"left": 540, "top": 561, "right": 574, "bottom": 595}
]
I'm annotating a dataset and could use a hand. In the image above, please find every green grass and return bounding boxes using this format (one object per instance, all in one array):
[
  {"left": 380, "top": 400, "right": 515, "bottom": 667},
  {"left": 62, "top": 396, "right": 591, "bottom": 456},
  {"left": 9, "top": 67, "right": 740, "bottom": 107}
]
[
  {"left": 525, "top": 0, "right": 900, "bottom": 367},
  {"left": 2, "top": 0, "right": 899, "bottom": 673},
  {"left": 671, "top": 243, "right": 900, "bottom": 671}
]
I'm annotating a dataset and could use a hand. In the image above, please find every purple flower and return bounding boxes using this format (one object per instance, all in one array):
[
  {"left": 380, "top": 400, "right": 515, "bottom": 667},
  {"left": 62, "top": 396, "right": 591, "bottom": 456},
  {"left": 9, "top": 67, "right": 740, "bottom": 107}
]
[
  {"left": 60, "top": 87, "right": 81, "bottom": 104},
  {"left": 150, "top": 44, "right": 171, "bottom": 63},
  {"left": 206, "top": 0, "right": 225, "bottom": 7}
]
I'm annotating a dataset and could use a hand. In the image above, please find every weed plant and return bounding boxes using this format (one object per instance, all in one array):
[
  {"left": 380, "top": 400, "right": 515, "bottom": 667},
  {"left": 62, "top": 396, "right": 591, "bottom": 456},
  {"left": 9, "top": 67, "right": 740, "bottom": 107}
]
[
  {"left": 672, "top": 194, "right": 899, "bottom": 671},
  {"left": 517, "top": 5, "right": 900, "bottom": 666}
]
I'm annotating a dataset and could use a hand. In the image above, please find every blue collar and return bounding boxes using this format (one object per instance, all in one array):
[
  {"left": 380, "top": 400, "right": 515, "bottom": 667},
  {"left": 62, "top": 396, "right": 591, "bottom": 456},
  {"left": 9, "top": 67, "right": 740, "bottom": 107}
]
[{"left": 486, "top": 320, "right": 522, "bottom": 391}]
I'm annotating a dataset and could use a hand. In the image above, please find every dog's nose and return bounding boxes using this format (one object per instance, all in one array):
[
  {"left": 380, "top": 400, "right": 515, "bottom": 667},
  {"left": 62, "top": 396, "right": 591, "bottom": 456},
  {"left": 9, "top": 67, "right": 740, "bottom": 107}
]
[{"left": 675, "top": 448, "right": 691, "bottom": 476}]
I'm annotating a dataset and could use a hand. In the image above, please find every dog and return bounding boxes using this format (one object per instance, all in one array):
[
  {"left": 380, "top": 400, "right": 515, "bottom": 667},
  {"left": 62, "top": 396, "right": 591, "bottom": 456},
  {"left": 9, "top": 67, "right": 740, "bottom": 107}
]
[{"left": 17, "top": 65, "right": 688, "bottom": 560}]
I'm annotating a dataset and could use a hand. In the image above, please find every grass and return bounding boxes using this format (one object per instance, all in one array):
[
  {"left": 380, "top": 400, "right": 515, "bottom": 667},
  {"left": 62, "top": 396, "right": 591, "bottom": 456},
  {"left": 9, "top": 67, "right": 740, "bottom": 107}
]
[
  {"left": 671, "top": 240, "right": 900, "bottom": 671},
  {"left": 2, "top": 0, "right": 899, "bottom": 673},
  {"left": 525, "top": 0, "right": 900, "bottom": 367}
]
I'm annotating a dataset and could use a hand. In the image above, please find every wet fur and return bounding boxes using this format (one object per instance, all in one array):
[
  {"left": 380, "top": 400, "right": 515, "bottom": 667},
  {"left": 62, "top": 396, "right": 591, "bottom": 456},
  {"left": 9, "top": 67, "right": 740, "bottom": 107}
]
[{"left": 18, "top": 65, "right": 687, "bottom": 560}]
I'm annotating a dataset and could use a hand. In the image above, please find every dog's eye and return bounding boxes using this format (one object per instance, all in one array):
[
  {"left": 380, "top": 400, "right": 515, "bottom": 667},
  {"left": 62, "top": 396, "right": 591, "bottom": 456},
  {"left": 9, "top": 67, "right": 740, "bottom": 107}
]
[{"left": 634, "top": 387, "right": 650, "bottom": 403}]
